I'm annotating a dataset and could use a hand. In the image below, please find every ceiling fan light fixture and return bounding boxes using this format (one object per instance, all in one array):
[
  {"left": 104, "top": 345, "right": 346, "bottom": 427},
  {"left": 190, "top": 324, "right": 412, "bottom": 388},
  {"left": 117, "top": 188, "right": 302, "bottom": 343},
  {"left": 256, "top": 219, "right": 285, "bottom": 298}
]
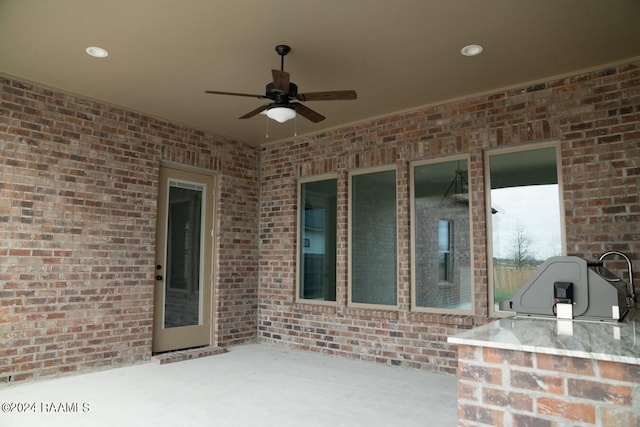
[
  {"left": 266, "top": 106, "right": 296, "bottom": 123},
  {"left": 460, "top": 44, "right": 483, "bottom": 57}
]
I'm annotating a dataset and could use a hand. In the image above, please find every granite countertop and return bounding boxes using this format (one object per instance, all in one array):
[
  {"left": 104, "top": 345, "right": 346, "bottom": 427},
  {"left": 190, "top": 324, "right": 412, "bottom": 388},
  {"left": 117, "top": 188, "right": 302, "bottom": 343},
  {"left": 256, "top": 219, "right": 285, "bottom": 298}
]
[{"left": 448, "top": 309, "right": 640, "bottom": 365}]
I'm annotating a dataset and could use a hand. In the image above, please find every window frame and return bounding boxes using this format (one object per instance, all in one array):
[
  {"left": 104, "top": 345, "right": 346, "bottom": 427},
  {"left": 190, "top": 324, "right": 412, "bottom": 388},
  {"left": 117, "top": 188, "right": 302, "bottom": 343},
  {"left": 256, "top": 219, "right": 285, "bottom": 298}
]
[
  {"left": 484, "top": 141, "right": 567, "bottom": 317},
  {"left": 348, "top": 164, "right": 399, "bottom": 310},
  {"left": 410, "top": 154, "right": 475, "bottom": 314},
  {"left": 295, "top": 173, "right": 339, "bottom": 306}
]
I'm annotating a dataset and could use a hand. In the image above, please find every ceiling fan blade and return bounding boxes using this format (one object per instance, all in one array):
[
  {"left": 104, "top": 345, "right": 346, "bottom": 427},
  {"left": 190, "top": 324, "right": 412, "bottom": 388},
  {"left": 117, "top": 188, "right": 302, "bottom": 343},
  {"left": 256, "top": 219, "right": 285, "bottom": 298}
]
[
  {"left": 239, "top": 104, "right": 270, "bottom": 119},
  {"left": 293, "top": 103, "right": 325, "bottom": 123},
  {"left": 205, "top": 90, "right": 265, "bottom": 99},
  {"left": 271, "top": 69, "right": 290, "bottom": 93},
  {"left": 297, "top": 90, "right": 357, "bottom": 102}
]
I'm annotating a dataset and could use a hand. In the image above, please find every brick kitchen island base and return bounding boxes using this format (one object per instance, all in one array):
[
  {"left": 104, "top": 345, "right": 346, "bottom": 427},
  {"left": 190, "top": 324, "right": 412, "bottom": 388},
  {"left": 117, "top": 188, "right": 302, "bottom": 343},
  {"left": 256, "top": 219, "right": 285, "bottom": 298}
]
[{"left": 448, "top": 316, "right": 640, "bottom": 427}]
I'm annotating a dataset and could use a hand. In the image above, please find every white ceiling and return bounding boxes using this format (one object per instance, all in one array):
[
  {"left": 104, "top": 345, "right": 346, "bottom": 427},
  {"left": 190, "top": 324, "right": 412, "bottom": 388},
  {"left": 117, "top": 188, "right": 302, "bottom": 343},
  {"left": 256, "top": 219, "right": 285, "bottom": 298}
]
[{"left": 1, "top": 0, "right": 639, "bottom": 145}]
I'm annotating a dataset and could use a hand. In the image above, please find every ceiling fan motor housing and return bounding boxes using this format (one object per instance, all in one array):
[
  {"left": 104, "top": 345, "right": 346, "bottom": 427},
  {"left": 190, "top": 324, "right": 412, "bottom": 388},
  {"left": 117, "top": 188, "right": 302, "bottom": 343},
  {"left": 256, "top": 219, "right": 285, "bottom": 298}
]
[{"left": 266, "top": 82, "right": 298, "bottom": 102}]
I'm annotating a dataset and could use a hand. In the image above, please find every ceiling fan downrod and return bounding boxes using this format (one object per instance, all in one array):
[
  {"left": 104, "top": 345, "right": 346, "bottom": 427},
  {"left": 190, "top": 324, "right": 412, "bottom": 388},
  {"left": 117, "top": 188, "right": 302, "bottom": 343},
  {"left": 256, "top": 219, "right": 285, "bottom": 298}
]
[{"left": 275, "top": 44, "right": 290, "bottom": 71}]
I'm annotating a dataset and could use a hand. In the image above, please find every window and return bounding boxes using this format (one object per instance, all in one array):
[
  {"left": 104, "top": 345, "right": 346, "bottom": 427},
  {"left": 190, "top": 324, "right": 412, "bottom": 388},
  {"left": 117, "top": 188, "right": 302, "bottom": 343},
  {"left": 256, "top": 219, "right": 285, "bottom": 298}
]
[
  {"left": 411, "top": 157, "right": 473, "bottom": 312},
  {"left": 486, "top": 143, "right": 565, "bottom": 314},
  {"left": 297, "top": 176, "right": 337, "bottom": 302},
  {"left": 349, "top": 167, "right": 397, "bottom": 307}
]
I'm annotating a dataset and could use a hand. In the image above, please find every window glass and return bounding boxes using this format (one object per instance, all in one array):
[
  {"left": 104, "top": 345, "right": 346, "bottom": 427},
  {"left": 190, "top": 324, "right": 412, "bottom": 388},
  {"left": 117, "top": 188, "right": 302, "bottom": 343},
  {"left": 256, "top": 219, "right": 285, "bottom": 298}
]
[
  {"left": 298, "top": 178, "right": 337, "bottom": 301},
  {"left": 487, "top": 145, "right": 564, "bottom": 313},
  {"left": 412, "top": 158, "right": 472, "bottom": 311},
  {"left": 165, "top": 182, "right": 203, "bottom": 327},
  {"left": 350, "top": 168, "right": 397, "bottom": 306}
]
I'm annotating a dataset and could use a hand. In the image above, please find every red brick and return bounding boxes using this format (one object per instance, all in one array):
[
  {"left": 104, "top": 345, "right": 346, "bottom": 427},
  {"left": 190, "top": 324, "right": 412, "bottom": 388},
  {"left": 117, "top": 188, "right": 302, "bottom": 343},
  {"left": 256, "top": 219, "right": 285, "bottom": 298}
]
[
  {"left": 599, "top": 360, "right": 640, "bottom": 384},
  {"left": 459, "top": 404, "right": 504, "bottom": 426},
  {"left": 568, "top": 378, "right": 633, "bottom": 406},
  {"left": 511, "top": 414, "right": 554, "bottom": 427},
  {"left": 482, "top": 387, "right": 533, "bottom": 412},
  {"left": 458, "top": 381, "right": 479, "bottom": 402},
  {"left": 483, "top": 347, "right": 533, "bottom": 367},
  {"left": 460, "top": 363, "right": 503, "bottom": 385},
  {"left": 536, "top": 353, "right": 595, "bottom": 375},
  {"left": 511, "top": 370, "right": 564, "bottom": 394},
  {"left": 536, "top": 397, "right": 596, "bottom": 423}
]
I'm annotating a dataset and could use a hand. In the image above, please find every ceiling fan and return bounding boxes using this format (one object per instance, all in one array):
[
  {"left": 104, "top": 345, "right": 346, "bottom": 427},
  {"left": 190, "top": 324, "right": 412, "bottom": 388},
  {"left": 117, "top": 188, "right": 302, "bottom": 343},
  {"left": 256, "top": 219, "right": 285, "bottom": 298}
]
[{"left": 205, "top": 45, "right": 357, "bottom": 123}]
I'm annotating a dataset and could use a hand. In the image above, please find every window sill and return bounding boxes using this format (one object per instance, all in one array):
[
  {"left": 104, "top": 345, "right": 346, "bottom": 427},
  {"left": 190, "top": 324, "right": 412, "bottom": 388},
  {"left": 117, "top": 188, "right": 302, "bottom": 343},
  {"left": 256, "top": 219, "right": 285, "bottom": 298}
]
[
  {"left": 408, "top": 310, "right": 476, "bottom": 326},
  {"left": 293, "top": 301, "right": 338, "bottom": 314},
  {"left": 343, "top": 306, "right": 399, "bottom": 320}
]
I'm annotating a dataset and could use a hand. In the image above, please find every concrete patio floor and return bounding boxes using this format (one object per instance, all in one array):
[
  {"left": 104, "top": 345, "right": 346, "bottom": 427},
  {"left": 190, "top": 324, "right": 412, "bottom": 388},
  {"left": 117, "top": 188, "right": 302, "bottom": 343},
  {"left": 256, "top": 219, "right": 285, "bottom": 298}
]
[{"left": 0, "top": 343, "right": 458, "bottom": 427}]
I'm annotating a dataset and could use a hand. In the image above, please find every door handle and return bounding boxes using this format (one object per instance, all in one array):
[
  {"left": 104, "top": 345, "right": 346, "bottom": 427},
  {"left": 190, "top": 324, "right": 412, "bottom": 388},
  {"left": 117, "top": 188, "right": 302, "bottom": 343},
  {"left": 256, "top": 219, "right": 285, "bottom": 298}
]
[{"left": 156, "top": 265, "right": 162, "bottom": 281}]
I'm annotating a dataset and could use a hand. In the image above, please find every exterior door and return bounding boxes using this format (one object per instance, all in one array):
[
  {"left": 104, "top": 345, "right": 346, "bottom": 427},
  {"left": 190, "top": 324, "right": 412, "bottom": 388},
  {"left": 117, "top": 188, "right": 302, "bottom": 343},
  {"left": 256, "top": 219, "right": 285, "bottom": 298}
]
[{"left": 153, "top": 164, "right": 215, "bottom": 353}]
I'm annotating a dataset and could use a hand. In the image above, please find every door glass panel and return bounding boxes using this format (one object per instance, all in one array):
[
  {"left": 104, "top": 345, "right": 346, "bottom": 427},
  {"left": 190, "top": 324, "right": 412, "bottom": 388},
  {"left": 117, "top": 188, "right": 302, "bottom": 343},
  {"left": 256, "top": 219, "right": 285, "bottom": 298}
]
[{"left": 165, "top": 180, "right": 203, "bottom": 328}]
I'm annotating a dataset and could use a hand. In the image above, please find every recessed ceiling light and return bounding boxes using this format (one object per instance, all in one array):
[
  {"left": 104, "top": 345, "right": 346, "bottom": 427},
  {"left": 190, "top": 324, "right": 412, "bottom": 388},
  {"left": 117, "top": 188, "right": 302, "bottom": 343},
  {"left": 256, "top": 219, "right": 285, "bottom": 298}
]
[
  {"left": 461, "top": 44, "right": 483, "bottom": 57},
  {"left": 85, "top": 46, "right": 109, "bottom": 58}
]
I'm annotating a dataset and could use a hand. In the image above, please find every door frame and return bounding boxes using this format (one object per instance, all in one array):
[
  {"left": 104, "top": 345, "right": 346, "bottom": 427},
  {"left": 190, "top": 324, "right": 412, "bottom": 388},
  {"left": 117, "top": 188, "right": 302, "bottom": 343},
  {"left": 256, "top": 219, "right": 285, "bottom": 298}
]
[{"left": 153, "top": 161, "right": 217, "bottom": 353}]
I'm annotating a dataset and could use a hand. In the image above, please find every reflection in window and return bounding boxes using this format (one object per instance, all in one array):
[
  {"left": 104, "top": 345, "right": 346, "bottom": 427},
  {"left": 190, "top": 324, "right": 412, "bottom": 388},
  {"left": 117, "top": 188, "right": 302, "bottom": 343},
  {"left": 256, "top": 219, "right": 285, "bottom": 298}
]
[
  {"left": 350, "top": 168, "right": 397, "bottom": 306},
  {"left": 298, "top": 178, "right": 337, "bottom": 301},
  {"left": 412, "top": 158, "right": 472, "bottom": 311},
  {"left": 165, "top": 181, "right": 203, "bottom": 328},
  {"left": 487, "top": 144, "right": 564, "bottom": 313},
  {"left": 438, "top": 219, "right": 452, "bottom": 282}
]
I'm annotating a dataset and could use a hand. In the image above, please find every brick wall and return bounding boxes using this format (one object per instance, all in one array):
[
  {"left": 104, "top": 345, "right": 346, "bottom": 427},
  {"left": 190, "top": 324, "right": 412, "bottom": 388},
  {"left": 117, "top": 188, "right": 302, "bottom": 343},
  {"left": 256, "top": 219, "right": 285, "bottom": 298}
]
[
  {"left": 456, "top": 345, "right": 640, "bottom": 426},
  {"left": 258, "top": 60, "right": 640, "bottom": 373},
  {"left": 0, "top": 76, "right": 259, "bottom": 384}
]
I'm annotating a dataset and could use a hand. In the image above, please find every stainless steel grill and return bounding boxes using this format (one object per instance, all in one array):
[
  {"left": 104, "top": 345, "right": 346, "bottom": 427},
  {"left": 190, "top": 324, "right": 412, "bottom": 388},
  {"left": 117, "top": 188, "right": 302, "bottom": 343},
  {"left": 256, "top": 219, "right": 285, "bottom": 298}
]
[{"left": 500, "top": 251, "right": 636, "bottom": 322}]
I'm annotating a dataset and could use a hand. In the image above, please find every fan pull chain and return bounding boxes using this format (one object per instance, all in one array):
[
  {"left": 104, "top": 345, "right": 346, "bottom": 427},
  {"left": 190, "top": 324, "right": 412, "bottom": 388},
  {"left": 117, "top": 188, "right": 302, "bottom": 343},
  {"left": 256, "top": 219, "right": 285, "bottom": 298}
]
[
  {"left": 265, "top": 114, "right": 270, "bottom": 139},
  {"left": 294, "top": 115, "right": 297, "bottom": 137}
]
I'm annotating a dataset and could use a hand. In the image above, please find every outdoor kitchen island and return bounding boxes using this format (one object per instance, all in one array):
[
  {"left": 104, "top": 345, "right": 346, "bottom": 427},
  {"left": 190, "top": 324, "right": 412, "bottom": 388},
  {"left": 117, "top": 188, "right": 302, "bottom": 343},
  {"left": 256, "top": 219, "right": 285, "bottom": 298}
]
[{"left": 448, "top": 310, "right": 640, "bottom": 427}]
